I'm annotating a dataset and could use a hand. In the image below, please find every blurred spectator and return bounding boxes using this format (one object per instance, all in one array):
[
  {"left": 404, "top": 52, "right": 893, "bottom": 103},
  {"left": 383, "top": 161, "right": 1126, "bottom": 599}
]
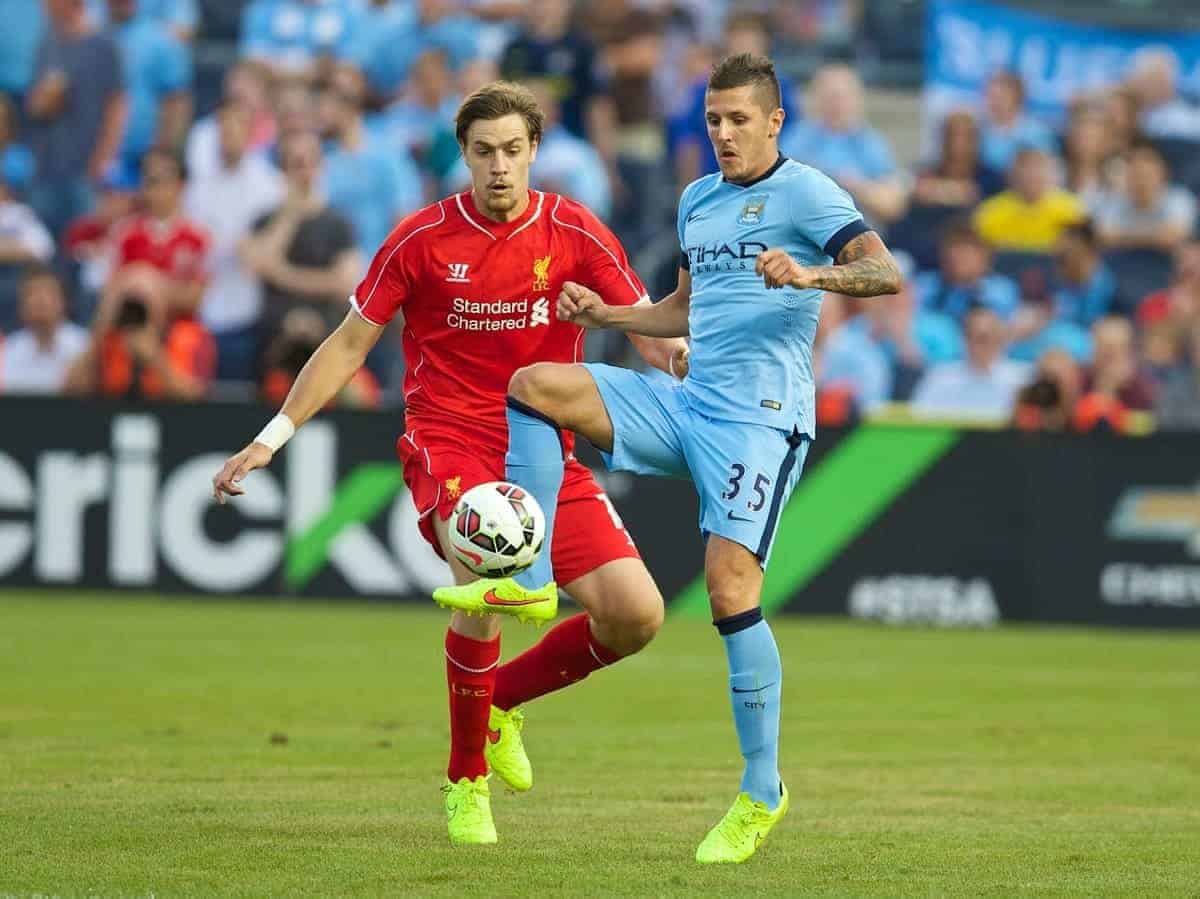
[
  {"left": 187, "top": 61, "right": 277, "bottom": 180},
  {"left": 0, "top": 97, "right": 35, "bottom": 195},
  {"left": 240, "top": 0, "right": 361, "bottom": 79},
  {"left": 261, "top": 307, "right": 379, "bottom": 408},
  {"left": 1138, "top": 239, "right": 1200, "bottom": 327},
  {"left": 349, "top": 0, "right": 417, "bottom": 100},
  {"left": 1013, "top": 348, "right": 1083, "bottom": 432},
  {"left": 977, "top": 71, "right": 1054, "bottom": 177},
  {"left": 1127, "top": 49, "right": 1200, "bottom": 142},
  {"left": 974, "top": 148, "right": 1085, "bottom": 253},
  {"left": 66, "top": 262, "right": 214, "bottom": 399},
  {"left": 1062, "top": 102, "right": 1118, "bottom": 210},
  {"left": 526, "top": 78, "right": 611, "bottom": 220},
  {"left": 1053, "top": 221, "right": 1115, "bottom": 326},
  {"left": 358, "top": 0, "right": 481, "bottom": 101},
  {"left": 1082, "top": 316, "right": 1156, "bottom": 411},
  {"left": 26, "top": 0, "right": 127, "bottom": 239},
  {"left": 63, "top": 162, "right": 138, "bottom": 301},
  {"left": 269, "top": 81, "right": 317, "bottom": 165},
  {"left": 113, "top": 148, "right": 209, "bottom": 318},
  {"left": 771, "top": 0, "right": 860, "bottom": 49},
  {"left": 185, "top": 99, "right": 285, "bottom": 382},
  {"left": 240, "top": 130, "right": 363, "bottom": 331},
  {"left": 913, "top": 111, "right": 1001, "bottom": 209},
  {"left": 782, "top": 63, "right": 906, "bottom": 225},
  {"left": 501, "top": 0, "right": 614, "bottom": 174},
  {"left": 1102, "top": 87, "right": 1143, "bottom": 159},
  {"left": 318, "top": 79, "right": 422, "bottom": 255},
  {"left": 107, "top": 0, "right": 192, "bottom": 171},
  {"left": 0, "top": 0, "right": 46, "bottom": 108},
  {"left": 1008, "top": 286, "right": 1092, "bottom": 365},
  {"left": 915, "top": 221, "right": 1019, "bottom": 321},
  {"left": 0, "top": 157, "right": 55, "bottom": 333},
  {"left": 88, "top": 0, "right": 198, "bottom": 42},
  {"left": 1141, "top": 318, "right": 1185, "bottom": 386},
  {"left": 1155, "top": 324, "right": 1200, "bottom": 430},
  {"left": 0, "top": 265, "right": 87, "bottom": 393},
  {"left": 818, "top": 294, "right": 893, "bottom": 412},
  {"left": 375, "top": 49, "right": 460, "bottom": 172},
  {"left": 604, "top": 16, "right": 670, "bottom": 247},
  {"left": 911, "top": 307, "right": 1030, "bottom": 420},
  {"left": 859, "top": 256, "right": 963, "bottom": 400},
  {"left": 1095, "top": 140, "right": 1196, "bottom": 253}
]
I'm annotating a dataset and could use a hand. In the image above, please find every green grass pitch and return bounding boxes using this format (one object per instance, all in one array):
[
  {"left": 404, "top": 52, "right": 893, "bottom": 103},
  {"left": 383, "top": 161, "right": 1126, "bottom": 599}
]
[{"left": 1, "top": 592, "right": 1198, "bottom": 897}]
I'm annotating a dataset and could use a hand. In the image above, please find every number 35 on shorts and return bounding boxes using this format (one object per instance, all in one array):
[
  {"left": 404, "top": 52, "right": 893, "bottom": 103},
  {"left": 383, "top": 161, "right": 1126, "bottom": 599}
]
[{"left": 721, "top": 463, "right": 772, "bottom": 512}]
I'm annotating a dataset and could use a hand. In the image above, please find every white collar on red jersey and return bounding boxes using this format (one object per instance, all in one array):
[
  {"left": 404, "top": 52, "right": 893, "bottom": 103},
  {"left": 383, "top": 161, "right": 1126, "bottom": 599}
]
[{"left": 454, "top": 190, "right": 545, "bottom": 241}]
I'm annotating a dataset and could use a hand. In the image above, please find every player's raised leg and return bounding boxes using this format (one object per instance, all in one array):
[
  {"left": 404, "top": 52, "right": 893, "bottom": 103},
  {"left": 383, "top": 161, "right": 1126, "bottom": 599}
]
[
  {"left": 433, "top": 362, "right": 614, "bottom": 610},
  {"left": 432, "top": 514, "right": 502, "bottom": 845},
  {"left": 507, "top": 362, "right": 615, "bottom": 594},
  {"left": 695, "top": 535, "right": 788, "bottom": 864}
]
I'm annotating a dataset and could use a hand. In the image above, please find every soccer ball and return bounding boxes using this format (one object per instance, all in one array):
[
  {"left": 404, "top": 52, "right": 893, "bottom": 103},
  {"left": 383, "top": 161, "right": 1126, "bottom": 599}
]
[{"left": 447, "top": 481, "right": 546, "bottom": 577}]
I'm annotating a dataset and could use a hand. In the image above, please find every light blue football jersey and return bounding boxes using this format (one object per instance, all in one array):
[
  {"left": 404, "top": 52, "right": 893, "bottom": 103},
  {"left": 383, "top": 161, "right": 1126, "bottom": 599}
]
[{"left": 677, "top": 155, "right": 867, "bottom": 437}]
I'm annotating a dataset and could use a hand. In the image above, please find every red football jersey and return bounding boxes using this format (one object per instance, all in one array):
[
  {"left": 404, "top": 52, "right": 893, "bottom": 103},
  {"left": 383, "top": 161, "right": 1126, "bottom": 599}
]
[
  {"left": 114, "top": 215, "right": 210, "bottom": 282},
  {"left": 353, "top": 190, "right": 648, "bottom": 450}
]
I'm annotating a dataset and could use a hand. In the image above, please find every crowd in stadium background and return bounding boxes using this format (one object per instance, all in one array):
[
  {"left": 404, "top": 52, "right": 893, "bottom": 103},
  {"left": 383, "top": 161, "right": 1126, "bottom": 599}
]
[{"left": 2, "top": 0, "right": 1200, "bottom": 434}]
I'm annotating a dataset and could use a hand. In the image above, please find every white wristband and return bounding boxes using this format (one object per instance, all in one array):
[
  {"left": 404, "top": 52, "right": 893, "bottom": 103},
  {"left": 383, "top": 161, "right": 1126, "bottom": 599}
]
[{"left": 254, "top": 413, "right": 295, "bottom": 452}]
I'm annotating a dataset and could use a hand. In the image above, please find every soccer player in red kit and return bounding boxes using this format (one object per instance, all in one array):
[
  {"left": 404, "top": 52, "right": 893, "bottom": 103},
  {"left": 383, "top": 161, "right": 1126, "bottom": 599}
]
[{"left": 212, "top": 82, "right": 687, "bottom": 846}]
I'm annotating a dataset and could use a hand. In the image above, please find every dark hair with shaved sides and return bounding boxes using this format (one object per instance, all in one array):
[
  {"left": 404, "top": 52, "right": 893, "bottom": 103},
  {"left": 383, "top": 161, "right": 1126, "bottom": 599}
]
[{"left": 708, "top": 53, "right": 782, "bottom": 112}]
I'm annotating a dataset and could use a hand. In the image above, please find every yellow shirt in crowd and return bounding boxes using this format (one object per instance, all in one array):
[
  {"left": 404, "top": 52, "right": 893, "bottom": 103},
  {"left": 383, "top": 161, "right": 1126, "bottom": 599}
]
[{"left": 973, "top": 189, "right": 1086, "bottom": 252}]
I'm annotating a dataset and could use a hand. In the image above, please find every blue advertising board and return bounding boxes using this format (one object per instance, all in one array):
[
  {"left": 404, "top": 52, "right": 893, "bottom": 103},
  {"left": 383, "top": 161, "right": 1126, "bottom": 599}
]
[{"left": 925, "top": 0, "right": 1200, "bottom": 130}]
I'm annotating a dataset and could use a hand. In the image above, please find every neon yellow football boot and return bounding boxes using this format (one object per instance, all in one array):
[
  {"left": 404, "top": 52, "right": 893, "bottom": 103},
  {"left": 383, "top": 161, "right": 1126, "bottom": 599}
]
[
  {"left": 695, "top": 783, "right": 790, "bottom": 864},
  {"left": 484, "top": 705, "right": 532, "bottom": 792},
  {"left": 441, "top": 775, "right": 497, "bottom": 845},
  {"left": 432, "top": 577, "right": 558, "bottom": 625}
]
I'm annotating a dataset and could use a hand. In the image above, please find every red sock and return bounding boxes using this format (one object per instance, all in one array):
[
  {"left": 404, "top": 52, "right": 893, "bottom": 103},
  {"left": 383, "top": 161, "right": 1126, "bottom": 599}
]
[
  {"left": 492, "top": 613, "right": 621, "bottom": 710},
  {"left": 445, "top": 629, "right": 501, "bottom": 782}
]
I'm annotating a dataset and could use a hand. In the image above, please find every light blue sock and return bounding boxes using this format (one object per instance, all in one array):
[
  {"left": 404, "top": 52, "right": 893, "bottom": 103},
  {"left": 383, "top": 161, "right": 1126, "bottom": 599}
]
[
  {"left": 716, "top": 609, "right": 783, "bottom": 809},
  {"left": 505, "top": 397, "right": 563, "bottom": 590}
]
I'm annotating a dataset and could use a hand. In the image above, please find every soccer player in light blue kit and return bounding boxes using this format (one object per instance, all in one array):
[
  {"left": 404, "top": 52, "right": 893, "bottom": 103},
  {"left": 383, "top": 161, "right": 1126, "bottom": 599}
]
[{"left": 434, "top": 53, "right": 901, "bottom": 863}]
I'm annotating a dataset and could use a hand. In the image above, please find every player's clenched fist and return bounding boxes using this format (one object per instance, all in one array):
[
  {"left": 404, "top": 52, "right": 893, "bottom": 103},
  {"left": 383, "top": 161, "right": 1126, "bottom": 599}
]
[
  {"left": 556, "top": 280, "right": 612, "bottom": 329},
  {"left": 755, "top": 248, "right": 807, "bottom": 290},
  {"left": 211, "top": 442, "right": 274, "bottom": 505}
]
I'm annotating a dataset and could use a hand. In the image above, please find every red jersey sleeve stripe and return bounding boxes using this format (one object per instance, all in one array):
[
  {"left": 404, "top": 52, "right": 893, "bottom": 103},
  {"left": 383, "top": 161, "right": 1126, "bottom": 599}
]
[
  {"left": 358, "top": 201, "right": 448, "bottom": 309},
  {"left": 550, "top": 196, "right": 648, "bottom": 305},
  {"left": 348, "top": 293, "right": 388, "bottom": 326}
]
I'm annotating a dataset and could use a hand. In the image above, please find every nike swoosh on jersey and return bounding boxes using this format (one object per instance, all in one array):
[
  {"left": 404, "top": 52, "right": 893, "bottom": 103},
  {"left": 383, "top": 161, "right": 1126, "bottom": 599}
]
[
  {"left": 483, "top": 590, "right": 546, "bottom": 607},
  {"left": 727, "top": 511, "right": 755, "bottom": 522}
]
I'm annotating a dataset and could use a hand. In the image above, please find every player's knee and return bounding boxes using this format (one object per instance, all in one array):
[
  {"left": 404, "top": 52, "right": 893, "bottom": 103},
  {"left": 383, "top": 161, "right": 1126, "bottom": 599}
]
[
  {"left": 707, "top": 578, "right": 760, "bottom": 622},
  {"left": 596, "top": 597, "right": 664, "bottom": 656},
  {"left": 705, "top": 546, "right": 764, "bottom": 621},
  {"left": 508, "top": 363, "right": 561, "bottom": 419}
]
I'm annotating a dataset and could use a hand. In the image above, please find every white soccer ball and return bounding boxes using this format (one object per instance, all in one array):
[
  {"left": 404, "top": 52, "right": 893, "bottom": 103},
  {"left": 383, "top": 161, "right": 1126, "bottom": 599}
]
[{"left": 447, "top": 481, "right": 546, "bottom": 578}]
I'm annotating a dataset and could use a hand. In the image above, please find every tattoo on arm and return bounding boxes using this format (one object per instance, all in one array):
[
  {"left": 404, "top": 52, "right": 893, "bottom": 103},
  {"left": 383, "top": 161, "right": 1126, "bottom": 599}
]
[{"left": 800, "top": 232, "right": 902, "bottom": 297}]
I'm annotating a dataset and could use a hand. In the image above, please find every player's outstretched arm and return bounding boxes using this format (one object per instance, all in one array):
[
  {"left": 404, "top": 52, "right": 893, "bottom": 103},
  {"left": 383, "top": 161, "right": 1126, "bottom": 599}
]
[
  {"left": 557, "top": 269, "right": 692, "bottom": 339},
  {"left": 756, "top": 232, "right": 902, "bottom": 297},
  {"left": 211, "top": 310, "right": 384, "bottom": 504}
]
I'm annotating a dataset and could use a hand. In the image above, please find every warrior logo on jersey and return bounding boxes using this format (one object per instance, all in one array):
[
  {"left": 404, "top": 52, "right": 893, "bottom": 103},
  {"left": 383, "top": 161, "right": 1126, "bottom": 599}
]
[
  {"left": 532, "top": 254, "right": 552, "bottom": 291},
  {"left": 445, "top": 476, "right": 462, "bottom": 500},
  {"left": 737, "top": 195, "right": 769, "bottom": 225}
]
